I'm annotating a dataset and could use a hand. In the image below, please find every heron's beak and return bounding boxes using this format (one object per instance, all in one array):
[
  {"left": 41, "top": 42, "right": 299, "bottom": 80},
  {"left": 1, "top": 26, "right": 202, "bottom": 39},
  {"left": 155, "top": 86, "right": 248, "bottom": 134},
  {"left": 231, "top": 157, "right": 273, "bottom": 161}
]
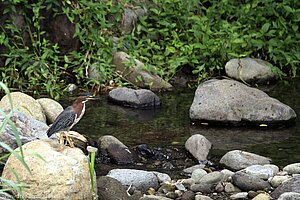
[{"left": 86, "top": 96, "right": 96, "bottom": 101}]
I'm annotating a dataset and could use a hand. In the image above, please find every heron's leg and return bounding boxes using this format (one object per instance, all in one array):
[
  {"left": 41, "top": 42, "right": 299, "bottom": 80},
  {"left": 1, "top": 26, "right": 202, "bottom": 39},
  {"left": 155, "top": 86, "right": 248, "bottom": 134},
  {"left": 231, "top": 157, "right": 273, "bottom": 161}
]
[
  {"left": 65, "top": 130, "right": 75, "bottom": 148},
  {"left": 59, "top": 132, "right": 65, "bottom": 150}
]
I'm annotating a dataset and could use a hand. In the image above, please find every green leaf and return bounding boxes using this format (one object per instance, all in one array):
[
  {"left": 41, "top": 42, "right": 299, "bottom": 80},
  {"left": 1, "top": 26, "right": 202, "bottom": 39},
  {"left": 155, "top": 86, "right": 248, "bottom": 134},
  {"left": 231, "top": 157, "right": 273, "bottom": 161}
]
[{"left": 261, "top": 23, "right": 270, "bottom": 33}]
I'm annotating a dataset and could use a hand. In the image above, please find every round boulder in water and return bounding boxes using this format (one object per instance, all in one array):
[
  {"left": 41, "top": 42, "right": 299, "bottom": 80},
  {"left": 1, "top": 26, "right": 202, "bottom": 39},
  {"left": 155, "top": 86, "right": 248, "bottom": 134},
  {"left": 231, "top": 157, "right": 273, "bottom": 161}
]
[
  {"left": 108, "top": 87, "right": 161, "bottom": 109},
  {"left": 189, "top": 79, "right": 296, "bottom": 127}
]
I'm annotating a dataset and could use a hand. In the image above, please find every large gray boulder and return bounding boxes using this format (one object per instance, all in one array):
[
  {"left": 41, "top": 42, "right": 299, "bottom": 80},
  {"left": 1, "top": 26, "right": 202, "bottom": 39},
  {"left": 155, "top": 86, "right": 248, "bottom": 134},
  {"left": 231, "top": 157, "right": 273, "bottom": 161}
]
[
  {"left": 0, "top": 110, "right": 48, "bottom": 154},
  {"left": 113, "top": 52, "right": 173, "bottom": 91},
  {"left": 189, "top": 79, "right": 296, "bottom": 126},
  {"left": 108, "top": 87, "right": 161, "bottom": 109},
  {"left": 225, "top": 58, "right": 276, "bottom": 84}
]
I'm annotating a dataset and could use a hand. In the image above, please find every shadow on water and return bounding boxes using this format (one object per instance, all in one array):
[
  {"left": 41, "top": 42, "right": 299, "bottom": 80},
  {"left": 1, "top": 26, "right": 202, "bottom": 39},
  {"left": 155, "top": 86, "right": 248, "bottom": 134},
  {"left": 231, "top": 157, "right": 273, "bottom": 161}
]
[{"left": 74, "top": 78, "right": 300, "bottom": 168}]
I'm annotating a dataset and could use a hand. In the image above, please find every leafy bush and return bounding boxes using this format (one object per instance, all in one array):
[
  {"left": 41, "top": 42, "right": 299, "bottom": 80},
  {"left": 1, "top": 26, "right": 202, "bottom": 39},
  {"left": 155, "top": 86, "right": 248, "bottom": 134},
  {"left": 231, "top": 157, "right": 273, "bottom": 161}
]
[
  {"left": 130, "top": 0, "right": 300, "bottom": 81},
  {"left": 0, "top": 0, "right": 299, "bottom": 98}
]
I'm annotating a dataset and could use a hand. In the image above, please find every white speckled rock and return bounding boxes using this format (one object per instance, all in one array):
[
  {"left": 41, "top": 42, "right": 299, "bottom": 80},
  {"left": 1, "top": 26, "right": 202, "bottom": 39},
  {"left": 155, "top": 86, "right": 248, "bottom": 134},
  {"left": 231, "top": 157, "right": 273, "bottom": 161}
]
[
  {"left": 1, "top": 140, "right": 95, "bottom": 199},
  {"left": 244, "top": 164, "right": 275, "bottom": 180}
]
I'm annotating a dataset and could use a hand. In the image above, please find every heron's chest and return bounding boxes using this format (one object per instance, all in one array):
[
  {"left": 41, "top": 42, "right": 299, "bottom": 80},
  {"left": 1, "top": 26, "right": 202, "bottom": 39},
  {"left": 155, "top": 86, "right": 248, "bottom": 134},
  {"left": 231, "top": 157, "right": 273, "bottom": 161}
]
[{"left": 74, "top": 103, "right": 86, "bottom": 125}]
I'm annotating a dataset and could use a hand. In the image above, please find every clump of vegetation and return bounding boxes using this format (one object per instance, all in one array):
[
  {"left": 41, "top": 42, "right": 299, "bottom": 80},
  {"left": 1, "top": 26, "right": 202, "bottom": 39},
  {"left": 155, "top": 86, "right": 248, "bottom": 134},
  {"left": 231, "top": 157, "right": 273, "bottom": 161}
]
[{"left": 0, "top": 0, "right": 299, "bottom": 99}]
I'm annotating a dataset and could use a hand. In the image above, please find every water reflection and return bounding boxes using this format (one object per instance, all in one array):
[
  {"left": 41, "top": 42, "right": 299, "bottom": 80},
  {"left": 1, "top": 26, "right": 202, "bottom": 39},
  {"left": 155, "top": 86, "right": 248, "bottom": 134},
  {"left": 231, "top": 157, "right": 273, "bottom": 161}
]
[{"left": 75, "top": 78, "right": 300, "bottom": 166}]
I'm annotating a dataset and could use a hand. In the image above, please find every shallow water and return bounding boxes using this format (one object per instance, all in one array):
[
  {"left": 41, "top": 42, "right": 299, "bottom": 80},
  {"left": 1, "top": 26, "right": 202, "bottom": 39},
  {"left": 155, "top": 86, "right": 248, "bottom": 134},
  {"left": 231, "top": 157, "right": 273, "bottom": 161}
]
[{"left": 74, "top": 78, "right": 300, "bottom": 168}]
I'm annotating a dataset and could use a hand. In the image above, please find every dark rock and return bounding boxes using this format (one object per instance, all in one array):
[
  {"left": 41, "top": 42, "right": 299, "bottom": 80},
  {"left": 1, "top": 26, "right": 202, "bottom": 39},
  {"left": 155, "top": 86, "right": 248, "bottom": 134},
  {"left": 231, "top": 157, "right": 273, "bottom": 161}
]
[
  {"left": 97, "top": 176, "right": 130, "bottom": 200},
  {"left": 181, "top": 190, "right": 195, "bottom": 200},
  {"left": 190, "top": 79, "right": 296, "bottom": 127},
  {"left": 191, "top": 183, "right": 212, "bottom": 193},
  {"left": 135, "top": 144, "right": 168, "bottom": 160},
  {"left": 232, "top": 171, "right": 271, "bottom": 191},
  {"left": 271, "top": 175, "right": 300, "bottom": 199},
  {"left": 108, "top": 87, "right": 161, "bottom": 109},
  {"left": 47, "top": 15, "right": 80, "bottom": 55},
  {"left": 98, "top": 135, "right": 135, "bottom": 164},
  {"left": 120, "top": 7, "right": 147, "bottom": 34}
]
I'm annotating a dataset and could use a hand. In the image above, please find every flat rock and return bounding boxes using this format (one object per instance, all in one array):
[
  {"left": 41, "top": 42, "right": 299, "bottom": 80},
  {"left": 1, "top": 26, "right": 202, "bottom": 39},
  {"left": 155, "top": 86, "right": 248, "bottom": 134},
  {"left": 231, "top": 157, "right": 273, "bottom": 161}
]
[
  {"left": 225, "top": 58, "right": 276, "bottom": 84},
  {"left": 0, "top": 92, "right": 46, "bottom": 122},
  {"left": 189, "top": 79, "right": 296, "bottom": 126},
  {"left": 232, "top": 171, "right": 271, "bottom": 191},
  {"left": 283, "top": 163, "right": 300, "bottom": 174},
  {"left": 113, "top": 52, "right": 173, "bottom": 91},
  {"left": 0, "top": 110, "right": 48, "bottom": 154},
  {"left": 1, "top": 140, "right": 95, "bottom": 199},
  {"left": 271, "top": 175, "right": 300, "bottom": 199},
  {"left": 98, "top": 135, "right": 135, "bottom": 164},
  {"left": 230, "top": 192, "right": 248, "bottom": 199},
  {"left": 107, "top": 169, "right": 159, "bottom": 192},
  {"left": 220, "top": 150, "right": 271, "bottom": 171},
  {"left": 185, "top": 134, "right": 212, "bottom": 162},
  {"left": 36, "top": 98, "right": 63, "bottom": 124},
  {"left": 108, "top": 87, "right": 161, "bottom": 109},
  {"left": 199, "top": 172, "right": 225, "bottom": 187}
]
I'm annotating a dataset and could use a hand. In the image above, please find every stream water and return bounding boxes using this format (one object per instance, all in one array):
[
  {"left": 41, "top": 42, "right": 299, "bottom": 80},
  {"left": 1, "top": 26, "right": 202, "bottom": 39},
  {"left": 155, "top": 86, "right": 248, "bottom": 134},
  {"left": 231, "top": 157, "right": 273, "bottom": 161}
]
[{"left": 74, "top": 78, "right": 300, "bottom": 170}]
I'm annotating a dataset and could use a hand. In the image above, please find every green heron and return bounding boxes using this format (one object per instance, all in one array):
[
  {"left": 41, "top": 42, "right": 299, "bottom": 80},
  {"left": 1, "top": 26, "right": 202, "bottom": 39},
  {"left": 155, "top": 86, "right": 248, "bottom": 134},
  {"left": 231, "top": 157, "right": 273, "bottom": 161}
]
[{"left": 47, "top": 96, "right": 93, "bottom": 147}]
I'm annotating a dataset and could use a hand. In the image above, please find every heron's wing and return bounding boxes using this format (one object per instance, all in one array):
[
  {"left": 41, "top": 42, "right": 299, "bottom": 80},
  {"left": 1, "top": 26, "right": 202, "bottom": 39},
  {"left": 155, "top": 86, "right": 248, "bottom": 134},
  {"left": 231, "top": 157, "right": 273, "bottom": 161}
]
[{"left": 46, "top": 106, "right": 77, "bottom": 137}]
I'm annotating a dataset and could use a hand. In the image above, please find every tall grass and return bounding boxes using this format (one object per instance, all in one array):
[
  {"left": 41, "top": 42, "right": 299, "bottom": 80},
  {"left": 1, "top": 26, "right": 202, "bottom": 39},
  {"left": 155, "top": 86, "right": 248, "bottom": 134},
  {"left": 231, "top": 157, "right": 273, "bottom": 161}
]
[{"left": 0, "top": 82, "right": 31, "bottom": 199}]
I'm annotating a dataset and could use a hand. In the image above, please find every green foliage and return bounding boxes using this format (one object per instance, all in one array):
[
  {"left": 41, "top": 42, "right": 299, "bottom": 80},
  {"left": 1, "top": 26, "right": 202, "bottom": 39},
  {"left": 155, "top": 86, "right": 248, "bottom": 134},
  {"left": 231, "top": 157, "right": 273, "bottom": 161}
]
[
  {"left": 0, "top": 0, "right": 123, "bottom": 99},
  {"left": 0, "top": 0, "right": 299, "bottom": 98},
  {"left": 129, "top": 0, "right": 300, "bottom": 81}
]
